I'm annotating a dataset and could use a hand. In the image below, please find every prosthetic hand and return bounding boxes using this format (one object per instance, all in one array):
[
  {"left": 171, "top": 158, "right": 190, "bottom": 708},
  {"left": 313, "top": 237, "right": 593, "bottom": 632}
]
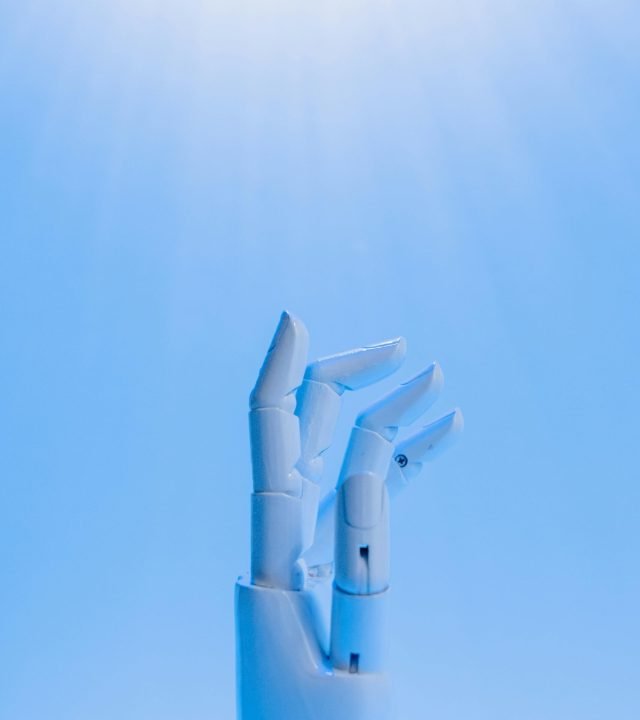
[{"left": 235, "top": 312, "right": 463, "bottom": 720}]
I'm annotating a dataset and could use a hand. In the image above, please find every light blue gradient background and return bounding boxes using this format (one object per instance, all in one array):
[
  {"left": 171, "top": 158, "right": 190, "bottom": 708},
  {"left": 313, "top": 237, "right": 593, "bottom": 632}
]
[{"left": 1, "top": 2, "right": 639, "bottom": 718}]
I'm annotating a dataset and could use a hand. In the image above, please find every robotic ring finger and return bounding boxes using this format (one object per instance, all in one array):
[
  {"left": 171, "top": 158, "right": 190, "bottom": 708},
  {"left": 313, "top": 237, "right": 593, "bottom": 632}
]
[{"left": 236, "top": 312, "right": 463, "bottom": 720}]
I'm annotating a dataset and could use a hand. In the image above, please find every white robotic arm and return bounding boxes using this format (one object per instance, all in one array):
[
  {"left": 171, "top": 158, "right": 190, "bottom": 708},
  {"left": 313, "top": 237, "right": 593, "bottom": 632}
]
[{"left": 236, "top": 312, "right": 463, "bottom": 719}]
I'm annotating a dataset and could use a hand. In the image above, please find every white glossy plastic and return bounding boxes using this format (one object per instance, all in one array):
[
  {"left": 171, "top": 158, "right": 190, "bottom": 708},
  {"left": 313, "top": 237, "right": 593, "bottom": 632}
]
[{"left": 236, "top": 312, "right": 463, "bottom": 719}]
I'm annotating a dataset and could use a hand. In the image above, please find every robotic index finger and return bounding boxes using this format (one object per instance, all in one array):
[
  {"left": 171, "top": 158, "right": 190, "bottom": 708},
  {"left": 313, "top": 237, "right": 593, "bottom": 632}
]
[{"left": 249, "top": 312, "right": 311, "bottom": 590}]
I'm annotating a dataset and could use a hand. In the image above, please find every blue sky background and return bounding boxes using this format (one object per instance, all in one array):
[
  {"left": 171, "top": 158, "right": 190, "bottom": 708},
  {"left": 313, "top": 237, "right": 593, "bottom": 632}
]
[{"left": 1, "top": 1, "right": 639, "bottom": 718}]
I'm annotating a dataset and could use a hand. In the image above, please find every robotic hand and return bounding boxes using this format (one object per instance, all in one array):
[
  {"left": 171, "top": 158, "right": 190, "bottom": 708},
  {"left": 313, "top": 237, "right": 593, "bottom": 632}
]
[{"left": 235, "top": 312, "right": 463, "bottom": 720}]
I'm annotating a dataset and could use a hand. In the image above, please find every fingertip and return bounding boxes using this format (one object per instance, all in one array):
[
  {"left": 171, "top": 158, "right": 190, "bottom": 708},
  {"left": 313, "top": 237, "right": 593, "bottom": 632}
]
[
  {"left": 450, "top": 407, "right": 464, "bottom": 435},
  {"left": 394, "top": 407, "right": 464, "bottom": 467},
  {"left": 250, "top": 311, "right": 310, "bottom": 409},
  {"left": 401, "top": 361, "right": 444, "bottom": 392},
  {"left": 305, "top": 335, "right": 406, "bottom": 391},
  {"left": 357, "top": 360, "right": 444, "bottom": 435}
]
